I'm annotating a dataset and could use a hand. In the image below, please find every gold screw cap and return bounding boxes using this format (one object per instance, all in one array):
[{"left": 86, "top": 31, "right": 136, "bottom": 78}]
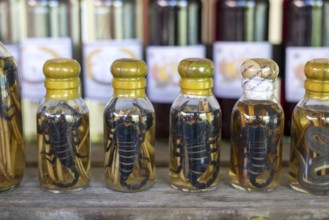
[
  {"left": 304, "top": 58, "right": 329, "bottom": 93},
  {"left": 111, "top": 58, "right": 147, "bottom": 90},
  {"left": 178, "top": 58, "right": 214, "bottom": 94},
  {"left": 43, "top": 58, "right": 80, "bottom": 90}
]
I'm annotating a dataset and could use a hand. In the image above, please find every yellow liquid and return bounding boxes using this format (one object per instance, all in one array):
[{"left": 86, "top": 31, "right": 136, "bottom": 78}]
[
  {"left": 289, "top": 106, "right": 329, "bottom": 195},
  {"left": 230, "top": 100, "right": 283, "bottom": 192},
  {"left": 169, "top": 109, "right": 221, "bottom": 192},
  {"left": 0, "top": 56, "right": 25, "bottom": 192},
  {"left": 104, "top": 111, "right": 155, "bottom": 192},
  {"left": 37, "top": 111, "right": 90, "bottom": 193}
]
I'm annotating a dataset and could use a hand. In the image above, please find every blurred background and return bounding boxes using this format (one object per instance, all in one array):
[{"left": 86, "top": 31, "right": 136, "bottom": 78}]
[{"left": 0, "top": 0, "right": 328, "bottom": 145}]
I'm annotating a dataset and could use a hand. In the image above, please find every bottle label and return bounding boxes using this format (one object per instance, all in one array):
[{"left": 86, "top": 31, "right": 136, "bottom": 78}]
[
  {"left": 83, "top": 40, "right": 142, "bottom": 101},
  {"left": 4, "top": 44, "right": 20, "bottom": 63},
  {"left": 146, "top": 45, "right": 206, "bottom": 103},
  {"left": 285, "top": 47, "right": 329, "bottom": 102},
  {"left": 20, "top": 38, "right": 72, "bottom": 101},
  {"left": 213, "top": 41, "right": 272, "bottom": 98}
]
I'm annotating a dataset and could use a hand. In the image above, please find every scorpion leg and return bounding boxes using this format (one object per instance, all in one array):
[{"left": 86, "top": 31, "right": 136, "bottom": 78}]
[
  {"left": 133, "top": 103, "right": 153, "bottom": 131},
  {"left": 170, "top": 140, "right": 184, "bottom": 174}
]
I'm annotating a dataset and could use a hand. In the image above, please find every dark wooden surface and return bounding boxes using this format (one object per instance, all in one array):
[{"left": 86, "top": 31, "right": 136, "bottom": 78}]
[{"left": 2, "top": 138, "right": 324, "bottom": 220}]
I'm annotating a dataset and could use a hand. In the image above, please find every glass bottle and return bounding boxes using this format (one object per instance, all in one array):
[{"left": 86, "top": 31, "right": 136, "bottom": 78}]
[
  {"left": 81, "top": 0, "right": 144, "bottom": 144},
  {"left": 147, "top": 0, "right": 205, "bottom": 139},
  {"left": 169, "top": 58, "right": 221, "bottom": 192},
  {"left": 20, "top": 0, "right": 80, "bottom": 143},
  {"left": 230, "top": 59, "right": 284, "bottom": 192},
  {"left": 289, "top": 59, "right": 329, "bottom": 195},
  {"left": 104, "top": 58, "right": 155, "bottom": 192},
  {"left": 37, "top": 58, "right": 90, "bottom": 193},
  {"left": 0, "top": 42, "right": 25, "bottom": 192},
  {"left": 213, "top": 0, "right": 271, "bottom": 139},
  {"left": 282, "top": 0, "right": 329, "bottom": 135}
]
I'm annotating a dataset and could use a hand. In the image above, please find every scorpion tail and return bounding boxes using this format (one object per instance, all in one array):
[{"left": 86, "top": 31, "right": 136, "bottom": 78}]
[
  {"left": 249, "top": 164, "right": 274, "bottom": 189},
  {"left": 120, "top": 173, "right": 149, "bottom": 191},
  {"left": 190, "top": 164, "right": 220, "bottom": 189},
  {"left": 54, "top": 167, "right": 80, "bottom": 189}
]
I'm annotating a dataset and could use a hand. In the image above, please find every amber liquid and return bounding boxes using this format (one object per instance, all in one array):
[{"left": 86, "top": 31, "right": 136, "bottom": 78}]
[
  {"left": 104, "top": 108, "right": 155, "bottom": 192},
  {"left": 0, "top": 56, "right": 25, "bottom": 192},
  {"left": 289, "top": 106, "right": 329, "bottom": 195},
  {"left": 230, "top": 100, "right": 283, "bottom": 192},
  {"left": 37, "top": 112, "right": 90, "bottom": 193},
  {"left": 169, "top": 108, "right": 221, "bottom": 192}
]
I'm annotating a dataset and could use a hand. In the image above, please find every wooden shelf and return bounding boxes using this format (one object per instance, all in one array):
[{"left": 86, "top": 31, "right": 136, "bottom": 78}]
[
  {"left": 1, "top": 167, "right": 327, "bottom": 220},
  {"left": 1, "top": 137, "right": 319, "bottom": 220}
]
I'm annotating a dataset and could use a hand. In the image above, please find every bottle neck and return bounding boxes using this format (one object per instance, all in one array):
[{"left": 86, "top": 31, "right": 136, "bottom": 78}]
[
  {"left": 305, "top": 90, "right": 329, "bottom": 101},
  {"left": 243, "top": 78, "right": 275, "bottom": 100},
  {"left": 114, "top": 89, "right": 145, "bottom": 98},
  {"left": 180, "top": 89, "right": 212, "bottom": 96},
  {"left": 46, "top": 88, "right": 79, "bottom": 100}
]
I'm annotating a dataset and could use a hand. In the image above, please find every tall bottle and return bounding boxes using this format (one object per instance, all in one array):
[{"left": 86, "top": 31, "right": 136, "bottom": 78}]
[
  {"left": 0, "top": 43, "right": 25, "bottom": 192},
  {"left": 289, "top": 59, "right": 329, "bottom": 195},
  {"left": 104, "top": 58, "right": 155, "bottom": 192},
  {"left": 147, "top": 0, "right": 205, "bottom": 139},
  {"left": 282, "top": 0, "right": 329, "bottom": 135},
  {"left": 169, "top": 58, "right": 221, "bottom": 192},
  {"left": 213, "top": 0, "right": 271, "bottom": 139},
  {"left": 0, "top": 0, "right": 22, "bottom": 60},
  {"left": 81, "top": 0, "right": 144, "bottom": 143},
  {"left": 20, "top": 0, "right": 80, "bottom": 143},
  {"left": 37, "top": 58, "right": 90, "bottom": 193},
  {"left": 230, "top": 59, "right": 284, "bottom": 192}
]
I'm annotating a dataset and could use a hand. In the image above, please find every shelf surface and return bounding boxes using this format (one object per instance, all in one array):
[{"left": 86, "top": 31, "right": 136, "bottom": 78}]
[
  {"left": 1, "top": 138, "right": 324, "bottom": 220},
  {"left": 0, "top": 166, "right": 328, "bottom": 220}
]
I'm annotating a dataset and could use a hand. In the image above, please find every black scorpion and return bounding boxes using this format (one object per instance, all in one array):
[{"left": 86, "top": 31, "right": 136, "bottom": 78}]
[
  {"left": 38, "top": 104, "right": 83, "bottom": 188},
  {"left": 171, "top": 101, "right": 220, "bottom": 189},
  {"left": 105, "top": 101, "right": 153, "bottom": 190},
  {"left": 297, "top": 126, "right": 329, "bottom": 194},
  {"left": 0, "top": 58, "right": 18, "bottom": 121},
  {"left": 240, "top": 106, "right": 280, "bottom": 188}
]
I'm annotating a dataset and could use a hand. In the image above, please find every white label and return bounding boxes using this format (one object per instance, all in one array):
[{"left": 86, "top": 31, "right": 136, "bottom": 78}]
[
  {"left": 285, "top": 47, "right": 329, "bottom": 102},
  {"left": 213, "top": 41, "right": 272, "bottom": 98},
  {"left": 83, "top": 40, "right": 142, "bottom": 100},
  {"left": 146, "top": 45, "right": 206, "bottom": 103},
  {"left": 4, "top": 44, "right": 20, "bottom": 63},
  {"left": 20, "top": 38, "right": 72, "bottom": 101}
]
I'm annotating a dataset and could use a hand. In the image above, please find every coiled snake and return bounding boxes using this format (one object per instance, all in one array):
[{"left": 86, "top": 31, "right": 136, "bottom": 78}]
[{"left": 297, "top": 126, "right": 329, "bottom": 194}]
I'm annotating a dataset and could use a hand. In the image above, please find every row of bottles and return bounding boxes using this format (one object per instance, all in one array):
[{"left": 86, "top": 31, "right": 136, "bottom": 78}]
[
  {"left": 1, "top": 0, "right": 328, "bottom": 143},
  {"left": 2, "top": 38, "right": 329, "bottom": 195}
]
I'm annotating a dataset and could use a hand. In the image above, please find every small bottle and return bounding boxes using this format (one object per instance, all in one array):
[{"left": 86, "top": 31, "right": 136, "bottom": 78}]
[
  {"left": 213, "top": 0, "right": 271, "bottom": 139},
  {"left": 104, "top": 58, "right": 155, "bottom": 192},
  {"left": 169, "top": 58, "right": 221, "bottom": 192},
  {"left": 282, "top": 0, "right": 329, "bottom": 135},
  {"left": 37, "top": 58, "right": 90, "bottom": 193},
  {"left": 81, "top": 0, "right": 144, "bottom": 144},
  {"left": 289, "top": 59, "right": 329, "bottom": 195},
  {"left": 0, "top": 42, "right": 25, "bottom": 192},
  {"left": 230, "top": 59, "right": 284, "bottom": 192}
]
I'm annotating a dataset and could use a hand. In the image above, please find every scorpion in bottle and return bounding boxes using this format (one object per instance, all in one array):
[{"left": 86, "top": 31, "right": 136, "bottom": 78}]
[
  {"left": 38, "top": 103, "right": 89, "bottom": 189},
  {"left": 170, "top": 101, "right": 221, "bottom": 190},
  {"left": 231, "top": 101, "right": 283, "bottom": 190},
  {"left": 0, "top": 56, "right": 24, "bottom": 186},
  {"left": 104, "top": 100, "right": 154, "bottom": 191}
]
